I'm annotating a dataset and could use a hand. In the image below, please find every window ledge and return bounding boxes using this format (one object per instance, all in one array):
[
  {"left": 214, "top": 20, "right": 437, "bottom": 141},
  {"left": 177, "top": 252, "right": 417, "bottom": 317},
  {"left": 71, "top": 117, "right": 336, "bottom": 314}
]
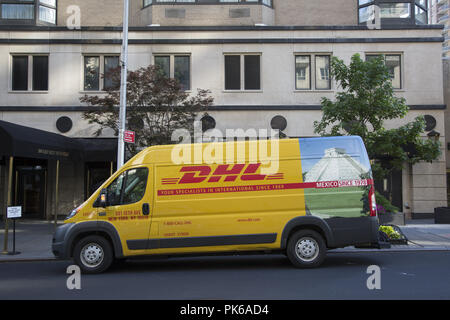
[
  {"left": 223, "top": 90, "right": 263, "bottom": 93},
  {"left": 8, "top": 90, "right": 49, "bottom": 94},
  {"left": 293, "top": 90, "right": 334, "bottom": 93},
  {"left": 79, "top": 91, "right": 108, "bottom": 94}
]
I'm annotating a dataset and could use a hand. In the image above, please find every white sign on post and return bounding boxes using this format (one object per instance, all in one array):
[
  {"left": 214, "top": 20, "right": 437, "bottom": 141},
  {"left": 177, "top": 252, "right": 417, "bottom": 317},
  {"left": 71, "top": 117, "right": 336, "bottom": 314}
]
[{"left": 7, "top": 206, "right": 22, "bottom": 219}]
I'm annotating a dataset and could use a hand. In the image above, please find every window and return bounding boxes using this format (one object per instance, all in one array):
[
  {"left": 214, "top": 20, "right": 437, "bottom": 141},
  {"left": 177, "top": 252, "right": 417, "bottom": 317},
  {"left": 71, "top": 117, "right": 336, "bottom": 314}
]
[
  {"left": 1, "top": 4, "right": 34, "bottom": 20},
  {"left": 32, "top": 55, "right": 49, "bottom": 91},
  {"left": 295, "top": 54, "right": 331, "bottom": 90},
  {"left": 225, "top": 55, "right": 241, "bottom": 90},
  {"left": 12, "top": 56, "right": 28, "bottom": 91},
  {"left": 84, "top": 56, "right": 100, "bottom": 91},
  {"left": 379, "top": 3, "right": 411, "bottom": 19},
  {"left": 106, "top": 168, "right": 149, "bottom": 206},
  {"left": 11, "top": 55, "right": 48, "bottom": 91},
  {"left": 154, "top": 56, "right": 170, "bottom": 77},
  {"left": 104, "top": 56, "right": 120, "bottom": 90},
  {"left": 315, "top": 55, "right": 331, "bottom": 90},
  {"left": 295, "top": 56, "right": 311, "bottom": 90},
  {"left": 358, "top": 0, "right": 428, "bottom": 25},
  {"left": 366, "top": 54, "right": 402, "bottom": 89},
  {"left": 122, "top": 169, "right": 149, "bottom": 205},
  {"left": 174, "top": 56, "right": 190, "bottom": 91},
  {"left": 83, "top": 55, "right": 120, "bottom": 91},
  {"left": 0, "top": 0, "right": 56, "bottom": 24},
  {"left": 224, "top": 54, "right": 261, "bottom": 91},
  {"left": 154, "top": 54, "right": 191, "bottom": 90}
]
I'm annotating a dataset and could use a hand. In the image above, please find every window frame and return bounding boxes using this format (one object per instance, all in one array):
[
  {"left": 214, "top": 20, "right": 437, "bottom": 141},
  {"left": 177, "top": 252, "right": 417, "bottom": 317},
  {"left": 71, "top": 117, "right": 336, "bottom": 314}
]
[
  {"left": 152, "top": 53, "right": 192, "bottom": 91},
  {"left": 0, "top": 0, "right": 57, "bottom": 25},
  {"left": 223, "top": 53, "right": 262, "bottom": 92},
  {"left": 10, "top": 53, "right": 49, "bottom": 92},
  {"left": 105, "top": 167, "right": 149, "bottom": 207},
  {"left": 82, "top": 54, "right": 121, "bottom": 92},
  {"left": 365, "top": 52, "right": 404, "bottom": 90},
  {"left": 294, "top": 53, "right": 332, "bottom": 91},
  {"left": 357, "top": 0, "right": 428, "bottom": 26}
]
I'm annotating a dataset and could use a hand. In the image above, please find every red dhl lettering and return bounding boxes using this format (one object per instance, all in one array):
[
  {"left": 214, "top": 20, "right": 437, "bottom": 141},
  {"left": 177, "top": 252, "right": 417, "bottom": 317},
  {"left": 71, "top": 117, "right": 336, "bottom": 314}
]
[{"left": 162, "top": 164, "right": 281, "bottom": 185}]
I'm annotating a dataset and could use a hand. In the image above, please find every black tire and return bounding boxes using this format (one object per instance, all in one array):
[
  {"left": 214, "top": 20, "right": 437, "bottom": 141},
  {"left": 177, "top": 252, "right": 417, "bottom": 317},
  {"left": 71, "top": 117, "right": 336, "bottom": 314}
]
[
  {"left": 286, "top": 229, "right": 326, "bottom": 268},
  {"left": 73, "top": 235, "right": 114, "bottom": 274}
]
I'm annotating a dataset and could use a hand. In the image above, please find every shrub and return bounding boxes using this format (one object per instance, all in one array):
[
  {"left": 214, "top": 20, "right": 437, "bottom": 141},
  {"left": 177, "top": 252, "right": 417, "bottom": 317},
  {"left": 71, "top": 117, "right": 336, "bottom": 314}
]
[
  {"left": 375, "top": 191, "right": 399, "bottom": 213},
  {"left": 379, "top": 225, "right": 402, "bottom": 240}
]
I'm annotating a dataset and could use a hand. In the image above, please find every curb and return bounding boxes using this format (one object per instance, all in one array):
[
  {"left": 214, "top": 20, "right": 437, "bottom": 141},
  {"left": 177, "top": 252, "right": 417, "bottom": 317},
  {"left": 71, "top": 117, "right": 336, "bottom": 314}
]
[
  {"left": 330, "top": 246, "right": 450, "bottom": 253},
  {"left": 0, "top": 256, "right": 59, "bottom": 263}
]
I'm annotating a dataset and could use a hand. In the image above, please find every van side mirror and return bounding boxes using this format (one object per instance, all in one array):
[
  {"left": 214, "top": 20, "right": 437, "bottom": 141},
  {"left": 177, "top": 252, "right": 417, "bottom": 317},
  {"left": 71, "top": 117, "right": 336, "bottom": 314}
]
[{"left": 99, "top": 189, "right": 108, "bottom": 208}]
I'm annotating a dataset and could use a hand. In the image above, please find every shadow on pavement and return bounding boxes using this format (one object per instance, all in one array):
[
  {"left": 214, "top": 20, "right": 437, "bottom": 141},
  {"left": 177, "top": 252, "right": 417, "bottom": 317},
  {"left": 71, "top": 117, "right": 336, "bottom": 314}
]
[{"left": 97, "top": 253, "right": 384, "bottom": 275}]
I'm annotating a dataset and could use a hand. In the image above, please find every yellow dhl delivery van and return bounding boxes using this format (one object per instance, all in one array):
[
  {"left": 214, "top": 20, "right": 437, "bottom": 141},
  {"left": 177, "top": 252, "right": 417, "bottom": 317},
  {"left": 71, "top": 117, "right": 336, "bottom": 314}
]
[{"left": 52, "top": 136, "right": 379, "bottom": 273}]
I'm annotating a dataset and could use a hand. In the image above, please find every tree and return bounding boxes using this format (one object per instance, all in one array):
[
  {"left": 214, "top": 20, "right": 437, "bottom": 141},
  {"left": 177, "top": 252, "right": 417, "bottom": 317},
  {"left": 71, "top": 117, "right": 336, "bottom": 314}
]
[
  {"left": 81, "top": 65, "right": 214, "bottom": 157},
  {"left": 314, "top": 54, "right": 440, "bottom": 180}
]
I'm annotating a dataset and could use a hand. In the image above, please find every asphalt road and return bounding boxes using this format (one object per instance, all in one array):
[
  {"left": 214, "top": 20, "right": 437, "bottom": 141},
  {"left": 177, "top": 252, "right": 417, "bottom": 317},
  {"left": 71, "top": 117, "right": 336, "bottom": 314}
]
[{"left": 0, "top": 251, "right": 449, "bottom": 300}]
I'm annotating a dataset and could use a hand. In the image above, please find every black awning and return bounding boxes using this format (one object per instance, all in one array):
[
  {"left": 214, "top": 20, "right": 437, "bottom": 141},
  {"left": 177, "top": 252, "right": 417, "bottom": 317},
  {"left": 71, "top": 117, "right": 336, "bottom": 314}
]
[
  {"left": 76, "top": 138, "right": 118, "bottom": 162},
  {"left": 0, "top": 120, "right": 117, "bottom": 163},
  {"left": 0, "top": 120, "right": 83, "bottom": 161}
]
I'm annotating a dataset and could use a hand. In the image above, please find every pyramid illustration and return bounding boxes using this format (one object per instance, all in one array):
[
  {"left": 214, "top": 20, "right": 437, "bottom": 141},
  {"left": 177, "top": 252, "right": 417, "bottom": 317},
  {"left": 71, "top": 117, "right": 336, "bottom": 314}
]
[{"left": 304, "top": 148, "right": 368, "bottom": 182}]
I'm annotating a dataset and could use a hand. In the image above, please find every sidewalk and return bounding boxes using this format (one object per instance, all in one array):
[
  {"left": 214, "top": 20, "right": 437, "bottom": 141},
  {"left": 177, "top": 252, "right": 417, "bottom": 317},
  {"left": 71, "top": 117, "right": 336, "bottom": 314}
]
[
  {"left": 0, "top": 220, "right": 61, "bottom": 262},
  {"left": 1, "top": 219, "right": 450, "bottom": 263},
  {"left": 333, "top": 219, "right": 450, "bottom": 253}
]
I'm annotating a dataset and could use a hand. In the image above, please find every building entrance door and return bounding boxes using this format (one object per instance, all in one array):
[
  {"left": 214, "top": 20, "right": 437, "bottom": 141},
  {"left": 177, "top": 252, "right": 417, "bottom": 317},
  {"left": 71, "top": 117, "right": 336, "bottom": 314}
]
[{"left": 16, "top": 167, "right": 47, "bottom": 219}]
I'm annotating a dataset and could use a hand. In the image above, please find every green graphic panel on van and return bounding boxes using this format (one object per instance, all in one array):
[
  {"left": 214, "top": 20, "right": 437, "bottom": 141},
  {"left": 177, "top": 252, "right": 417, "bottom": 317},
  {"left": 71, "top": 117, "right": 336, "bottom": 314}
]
[{"left": 299, "top": 136, "right": 373, "bottom": 219}]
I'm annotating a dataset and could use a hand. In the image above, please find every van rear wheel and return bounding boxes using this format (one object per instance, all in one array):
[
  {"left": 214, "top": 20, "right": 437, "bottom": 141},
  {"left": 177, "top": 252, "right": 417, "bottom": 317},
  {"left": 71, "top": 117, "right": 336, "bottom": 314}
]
[
  {"left": 287, "top": 230, "right": 326, "bottom": 268},
  {"left": 73, "top": 235, "right": 113, "bottom": 274}
]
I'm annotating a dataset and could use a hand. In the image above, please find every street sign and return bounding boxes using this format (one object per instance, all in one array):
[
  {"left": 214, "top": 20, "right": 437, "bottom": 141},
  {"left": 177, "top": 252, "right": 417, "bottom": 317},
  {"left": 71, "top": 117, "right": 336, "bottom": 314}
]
[
  {"left": 124, "top": 130, "right": 135, "bottom": 144},
  {"left": 7, "top": 206, "right": 22, "bottom": 219},
  {"left": 6, "top": 206, "right": 21, "bottom": 255}
]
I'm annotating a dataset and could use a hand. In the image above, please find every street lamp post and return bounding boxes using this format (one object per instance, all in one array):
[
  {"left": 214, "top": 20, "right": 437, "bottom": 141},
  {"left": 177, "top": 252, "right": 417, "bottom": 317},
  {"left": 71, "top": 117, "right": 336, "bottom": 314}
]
[{"left": 117, "top": 0, "right": 129, "bottom": 169}]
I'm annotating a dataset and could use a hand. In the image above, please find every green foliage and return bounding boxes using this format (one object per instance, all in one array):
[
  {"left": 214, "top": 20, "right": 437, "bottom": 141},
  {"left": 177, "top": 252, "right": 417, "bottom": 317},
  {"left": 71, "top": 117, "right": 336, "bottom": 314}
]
[
  {"left": 81, "top": 65, "right": 214, "bottom": 158},
  {"left": 379, "top": 225, "right": 402, "bottom": 240},
  {"left": 375, "top": 191, "right": 399, "bottom": 213},
  {"left": 314, "top": 54, "right": 441, "bottom": 180}
]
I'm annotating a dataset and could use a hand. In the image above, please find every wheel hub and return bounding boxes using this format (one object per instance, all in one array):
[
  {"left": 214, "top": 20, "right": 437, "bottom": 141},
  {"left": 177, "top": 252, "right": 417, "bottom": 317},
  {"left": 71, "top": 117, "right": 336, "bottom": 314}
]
[
  {"left": 296, "top": 237, "right": 319, "bottom": 262},
  {"left": 80, "top": 243, "right": 104, "bottom": 268}
]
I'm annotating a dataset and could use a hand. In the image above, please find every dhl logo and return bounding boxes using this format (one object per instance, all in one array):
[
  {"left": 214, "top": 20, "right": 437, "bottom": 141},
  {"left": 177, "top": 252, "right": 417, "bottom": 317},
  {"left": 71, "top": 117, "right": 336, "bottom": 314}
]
[{"left": 161, "top": 164, "right": 284, "bottom": 185}]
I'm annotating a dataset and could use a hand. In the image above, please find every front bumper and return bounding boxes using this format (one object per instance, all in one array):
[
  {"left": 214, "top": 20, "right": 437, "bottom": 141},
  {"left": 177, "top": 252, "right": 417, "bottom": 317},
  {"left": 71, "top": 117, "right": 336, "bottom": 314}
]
[{"left": 52, "top": 223, "right": 75, "bottom": 259}]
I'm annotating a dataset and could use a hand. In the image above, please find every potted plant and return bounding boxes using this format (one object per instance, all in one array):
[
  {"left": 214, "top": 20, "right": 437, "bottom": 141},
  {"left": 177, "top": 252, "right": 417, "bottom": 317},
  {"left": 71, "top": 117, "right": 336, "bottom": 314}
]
[
  {"left": 379, "top": 225, "right": 408, "bottom": 245},
  {"left": 376, "top": 191, "right": 405, "bottom": 226}
]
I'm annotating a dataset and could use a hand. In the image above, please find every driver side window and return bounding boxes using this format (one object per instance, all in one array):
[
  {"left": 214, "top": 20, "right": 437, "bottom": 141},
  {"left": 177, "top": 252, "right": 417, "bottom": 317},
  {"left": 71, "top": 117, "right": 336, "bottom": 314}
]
[{"left": 106, "top": 167, "right": 148, "bottom": 206}]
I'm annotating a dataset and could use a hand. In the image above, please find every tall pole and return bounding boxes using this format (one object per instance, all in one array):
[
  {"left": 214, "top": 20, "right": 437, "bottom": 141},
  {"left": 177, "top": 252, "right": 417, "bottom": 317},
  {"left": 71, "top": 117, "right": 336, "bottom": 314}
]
[
  {"left": 2, "top": 156, "right": 13, "bottom": 254},
  {"left": 117, "top": 0, "right": 130, "bottom": 169},
  {"left": 54, "top": 160, "right": 60, "bottom": 228}
]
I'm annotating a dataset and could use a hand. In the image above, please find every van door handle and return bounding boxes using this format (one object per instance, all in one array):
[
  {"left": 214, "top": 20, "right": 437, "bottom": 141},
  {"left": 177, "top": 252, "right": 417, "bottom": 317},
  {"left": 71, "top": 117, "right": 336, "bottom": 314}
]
[{"left": 142, "top": 203, "right": 150, "bottom": 216}]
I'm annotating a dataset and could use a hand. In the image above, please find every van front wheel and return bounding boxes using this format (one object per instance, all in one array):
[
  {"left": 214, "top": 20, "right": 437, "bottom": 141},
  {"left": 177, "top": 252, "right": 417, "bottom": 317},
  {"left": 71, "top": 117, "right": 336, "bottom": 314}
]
[
  {"left": 287, "top": 230, "right": 326, "bottom": 268},
  {"left": 73, "top": 235, "right": 113, "bottom": 274}
]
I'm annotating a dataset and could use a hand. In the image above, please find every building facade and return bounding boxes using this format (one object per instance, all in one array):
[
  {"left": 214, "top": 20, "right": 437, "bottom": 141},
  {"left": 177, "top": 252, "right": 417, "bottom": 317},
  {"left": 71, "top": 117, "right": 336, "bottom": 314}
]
[
  {"left": 430, "top": 0, "right": 450, "bottom": 204},
  {"left": 0, "top": 0, "right": 447, "bottom": 220}
]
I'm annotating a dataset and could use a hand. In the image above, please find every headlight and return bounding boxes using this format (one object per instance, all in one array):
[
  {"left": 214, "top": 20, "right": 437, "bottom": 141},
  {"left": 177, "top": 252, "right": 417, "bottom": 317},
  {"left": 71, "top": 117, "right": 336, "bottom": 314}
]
[{"left": 66, "top": 206, "right": 82, "bottom": 220}]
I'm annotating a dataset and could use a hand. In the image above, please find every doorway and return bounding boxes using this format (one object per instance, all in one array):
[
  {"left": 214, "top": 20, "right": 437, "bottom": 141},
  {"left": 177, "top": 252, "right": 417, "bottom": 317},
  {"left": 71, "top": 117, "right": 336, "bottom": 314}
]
[
  {"left": 85, "top": 162, "right": 114, "bottom": 200},
  {"left": 15, "top": 167, "right": 47, "bottom": 219}
]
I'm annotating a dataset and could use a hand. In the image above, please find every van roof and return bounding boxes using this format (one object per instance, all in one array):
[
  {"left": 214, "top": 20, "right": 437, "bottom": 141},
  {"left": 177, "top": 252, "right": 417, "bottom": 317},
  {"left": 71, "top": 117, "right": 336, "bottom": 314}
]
[{"left": 124, "top": 136, "right": 364, "bottom": 167}]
